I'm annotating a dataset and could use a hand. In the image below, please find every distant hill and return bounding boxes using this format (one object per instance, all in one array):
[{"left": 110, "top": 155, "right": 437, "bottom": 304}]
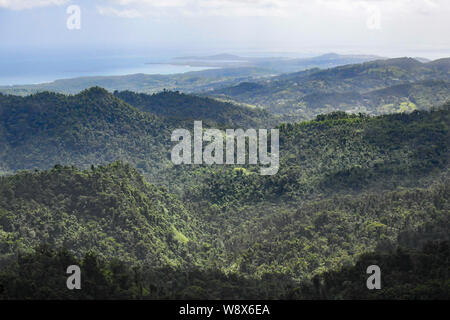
[
  {"left": 0, "top": 53, "right": 385, "bottom": 96},
  {"left": 172, "top": 52, "right": 385, "bottom": 73},
  {"left": 301, "top": 80, "right": 450, "bottom": 114},
  {"left": 250, "top": 52, "right": 386, "bottom": 73},
  {"left": 210, "top": 57, "right": 450, "bottom": 120},
  {"left": 0, "top": 67, "right": 275, "bottom": 96},
  {"left": 427, "top": 57, "right": 450, "bottom": 73}
]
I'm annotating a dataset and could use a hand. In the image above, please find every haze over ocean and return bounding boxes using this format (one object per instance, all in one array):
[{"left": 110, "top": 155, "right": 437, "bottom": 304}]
[{"left": 0, "top": 50, "right": 215, "bottom": 86}]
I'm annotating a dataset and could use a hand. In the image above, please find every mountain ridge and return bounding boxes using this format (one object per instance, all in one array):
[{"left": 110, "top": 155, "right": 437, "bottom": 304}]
[{"left": 209, "top": 57, "right": 450, "bottom": 119}]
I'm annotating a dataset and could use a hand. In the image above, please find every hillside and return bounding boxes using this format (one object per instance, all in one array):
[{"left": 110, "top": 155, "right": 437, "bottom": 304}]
[
  {"left": 210, "top": 58, "right": 450, "bottom": 120},
  {"left": 291, "top": 240, "right": 450, "bottom": 300},
  {"left": 252, "top": 53, "right": 385, "bottom": 73},
  {"left": 1, "top": 88, "right": 447, "bottom": 200},
  {"left": 182, "top": 107, "right": 449, "bottom": 280},
  {"left": 0, "top": 162, "right": 205, "bottom": 267},
  {"left": 227, "top": 180, "right": 448, "bottom": 278},
  {"left": 301, "top": 80, "right": 450, "bottom": 115},
  {"left": 0, "top": 87, "right": 176, "bottom": 181},
  {"left": 190, "top": 106, "right": 449, "bottom": 206},
  {"left": 0, "top": 91, "right": 448, "bottom": 299},
  {"left": 0, "top": 162, "right": 448, "bottom": 299},
  {"left": 113, "top": 90, "right": 276, "bottom": 128},
  {"left": 0, "top": 87, "right": 275, "bottom": 188}
]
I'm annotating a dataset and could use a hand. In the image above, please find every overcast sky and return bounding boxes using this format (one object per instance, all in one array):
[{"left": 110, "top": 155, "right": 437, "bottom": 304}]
[{"left": 1, "top": 0, "right": 449, "bottom": 58}]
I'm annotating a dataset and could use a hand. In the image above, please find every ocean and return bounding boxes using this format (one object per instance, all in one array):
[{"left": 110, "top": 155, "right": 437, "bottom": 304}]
[{"left": 0, "top": 53, "right": 214, "bottom": 86}]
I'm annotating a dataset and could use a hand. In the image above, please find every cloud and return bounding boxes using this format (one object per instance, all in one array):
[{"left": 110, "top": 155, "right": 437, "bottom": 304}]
[
  {"left": 2, "top": 0, "right": 446, "bottom": 16},
  {"left": 2, "top": 0, "right": 448, "bottom": 22},
  {"left": 97, "top": 0, "right": 302, "bottom": 17},
  {"left": 97, "top": 5, "right": 142, "bottom": 18},
  {"left": 95, "top": 0, "right": 449, "bottom": 19},
  {"left": 0, "top": 0, "right": 70, "bottom": 10}
]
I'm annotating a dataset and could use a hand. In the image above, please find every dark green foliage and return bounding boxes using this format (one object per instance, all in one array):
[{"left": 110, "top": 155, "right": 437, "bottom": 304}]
[
  {"left": 0, "top": 87, "right": 175, "bottom": 182},
  {"left": 213, "top": 181, "right": 449, "bottom": 280},
  {"left": 0, "top": 241, "right": 447, "bottom": 300},
  {"left": 0, "top": 245, "right": 138, "bottom": 300},
  {"left": 0, "top": 87, "right": 448, "bottom": 299},
  {"left": 191, "top": 106, "right": 449, "bottom": 205},
  {"left": 289, "top": 241, "right": 449, "bottom": 300},
  {"left": 0, "top": 245, "right": 299, "bottom": 300},
  {"left": 0, "top": 162, "right": 203, "bottom": 267},
  {"left": 114, "top": 89, "right": 276, "bottom": 128},
  {"left": 0, "top": 87, "right": 276, "bottom": 191}
]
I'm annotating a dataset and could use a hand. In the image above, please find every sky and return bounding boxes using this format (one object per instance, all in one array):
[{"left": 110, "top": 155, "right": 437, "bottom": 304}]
[{"left": 0, "top": 0, "right": 449, "bottom": 59}]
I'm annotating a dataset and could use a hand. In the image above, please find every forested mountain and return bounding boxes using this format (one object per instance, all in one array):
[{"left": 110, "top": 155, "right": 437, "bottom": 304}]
[
  {"left": 210, "top": 58, "right": 450, "bottom": 120},
  {"left": 113, "top": 90, "right": 276, "bottom": 128},
  {"left": 0, "top": 87, "right": 274, "bottom": 186},
  {"left": 0, "top": 87, "right": 175, "bottom": 181},
  {"left": 0, "top": 163, "right": 448, "bottom": 299},
  {"left": 190, "top": 106, "right": 449, "bottom": 205},
  {"left": 0, "top": 162, "right": 205, "bottom": 267},
  {"left": 0, "top": 93, "right": 448, "bottom": 299},
  {"left": 210, "top": 181, "right": 449, "bottom": 280},
  {"left": 183, "top": 107, "right": 449, "bottom": 280}
]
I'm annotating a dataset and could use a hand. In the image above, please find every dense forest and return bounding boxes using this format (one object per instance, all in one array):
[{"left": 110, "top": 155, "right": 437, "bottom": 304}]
[
  {"left": 1, "top": 241, "right": 447, "bottom": 300},
  {"left": 0, "top": 163, "right": 447, "bottom": 299},
  {"left": 0, "top": 87, "right": 175, "bottom": 181},
  {"left": 0, "top": 80, "right": 448, "bottom": 299},
  {"left": 113, "top": 89, "right": 276, "bottom": 128}
]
